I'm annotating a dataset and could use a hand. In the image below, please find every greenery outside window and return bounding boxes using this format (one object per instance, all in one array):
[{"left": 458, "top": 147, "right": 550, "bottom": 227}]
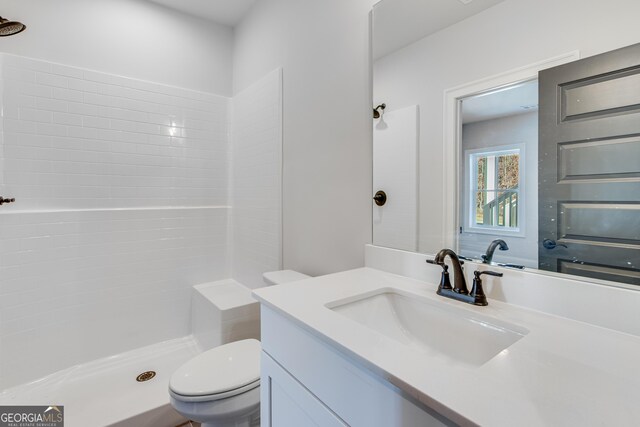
[{"left": 465, "top": 145, "right": 524, "bottom": 235}]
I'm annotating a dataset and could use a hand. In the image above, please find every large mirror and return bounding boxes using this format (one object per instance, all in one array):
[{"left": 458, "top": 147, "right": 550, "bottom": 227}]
[{"left": 372, "top": 0, "right": 640, "bottom": 288}]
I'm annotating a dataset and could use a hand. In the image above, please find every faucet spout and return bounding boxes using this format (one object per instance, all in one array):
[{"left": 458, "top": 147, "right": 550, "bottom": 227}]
[
  {"left": 434, "top": 248, "right": 468, "bottom": 295},
  {"left": 482, "top": 239, "right": 509, "bottom": 264}
]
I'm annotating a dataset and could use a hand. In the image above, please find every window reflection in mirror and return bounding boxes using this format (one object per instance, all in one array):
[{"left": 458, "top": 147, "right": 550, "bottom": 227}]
[
  {"left": 468, "top": 148, "right": 521, "bottom": 230},
  {"left": 458, "top": 80, "right": 537, "bottom": 268}
]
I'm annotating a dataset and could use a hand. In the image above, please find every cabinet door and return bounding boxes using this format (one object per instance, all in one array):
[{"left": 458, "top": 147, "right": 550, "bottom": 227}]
[
  {"left": 261, "top": 307, "right": 454, "bottom": 427},
  {"left": 261, "top": 351, "right": 347, "bottom": 427}
]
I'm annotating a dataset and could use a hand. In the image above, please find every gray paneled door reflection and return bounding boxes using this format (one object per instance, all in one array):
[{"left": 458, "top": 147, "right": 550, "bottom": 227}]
[{"left": 539, "top": 43, "right": 640, "bottom": 286}]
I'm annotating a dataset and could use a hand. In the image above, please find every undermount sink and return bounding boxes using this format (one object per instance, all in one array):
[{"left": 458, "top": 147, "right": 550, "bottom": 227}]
[{"left": 327, "top": 288, "right": 528, "bottom": 366}]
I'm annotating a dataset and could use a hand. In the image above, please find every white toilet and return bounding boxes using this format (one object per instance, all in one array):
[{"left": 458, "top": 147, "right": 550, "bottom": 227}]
[{"left": 169, "top": 270, "right": 310, "bottom": 427}]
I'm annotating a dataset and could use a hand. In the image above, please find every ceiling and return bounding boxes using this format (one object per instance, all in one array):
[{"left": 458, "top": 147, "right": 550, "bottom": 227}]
[
  {"left": 373, "top": 0, "right": 506, "bottom": 60},
  {"left": 147, "top": 0, "right": 258, "bottom": 27},
  {"left": 461, "top": 79, "right": 539, "bottom": 124}
]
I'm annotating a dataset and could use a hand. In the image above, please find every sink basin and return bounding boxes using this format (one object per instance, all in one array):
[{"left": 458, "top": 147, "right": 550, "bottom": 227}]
[{"left": 327, "top": 288, "right": 528, "bottom": 366}]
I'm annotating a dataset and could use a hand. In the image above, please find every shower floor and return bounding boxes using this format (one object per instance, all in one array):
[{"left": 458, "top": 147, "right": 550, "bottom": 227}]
[{"left": 0, "top": 336, "right": 201, "bottom": 427}]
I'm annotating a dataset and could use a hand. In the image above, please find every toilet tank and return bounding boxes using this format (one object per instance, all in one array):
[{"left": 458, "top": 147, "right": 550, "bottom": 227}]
[{"left": 191, "top": 279, "right": 259, "bottom": 352}]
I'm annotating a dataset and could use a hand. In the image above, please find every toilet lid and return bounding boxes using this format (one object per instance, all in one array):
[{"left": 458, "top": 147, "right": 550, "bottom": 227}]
[{"left": 169, "top": 339, "right": 261, "bottom": 398}]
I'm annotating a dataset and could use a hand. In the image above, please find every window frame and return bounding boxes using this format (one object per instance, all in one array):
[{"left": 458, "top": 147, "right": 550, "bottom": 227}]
[{"left": 463, "top": 143, "right": 526, "bottom": 237}]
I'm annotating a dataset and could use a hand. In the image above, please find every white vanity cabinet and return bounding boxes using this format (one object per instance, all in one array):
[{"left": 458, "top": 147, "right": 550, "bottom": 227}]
[
  {"left": 259, "top": 306, "right": 452, "bottom": 427},
  {"left": 261, "top": 352, "right": 347, "bottom": 426}
]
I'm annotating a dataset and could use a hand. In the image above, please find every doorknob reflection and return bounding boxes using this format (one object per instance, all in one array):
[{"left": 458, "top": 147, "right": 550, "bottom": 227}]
[{"left": 542, "top": 238, "right": 567, "bottom": 250}]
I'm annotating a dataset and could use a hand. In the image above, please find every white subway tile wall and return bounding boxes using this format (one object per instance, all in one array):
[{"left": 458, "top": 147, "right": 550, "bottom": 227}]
[
  {"left": 230, "top": 69, "right": 283, "bottom": 289},
  {"left": 0, "top": 208, "right": 228, "bottom": 387},
  {"left": 0, "top": 54, "right": 232, "bottom": 388},
  {"left": 0, "top": 54, "right": 229, "bottom": 209}
]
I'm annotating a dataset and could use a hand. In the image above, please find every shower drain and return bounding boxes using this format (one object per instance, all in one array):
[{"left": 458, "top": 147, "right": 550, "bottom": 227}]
[{"left": 136, "top": 371, "right": 156, "bottom": 382}]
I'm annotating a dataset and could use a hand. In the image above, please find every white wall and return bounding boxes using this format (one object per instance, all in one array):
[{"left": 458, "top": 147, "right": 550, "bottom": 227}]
[
  {"left": 459, "top": 112, "right": 538, "bottom": 267},
  {"left": 372, "top": 105, "right": 418, "bottom": 252},
  {"left": 0, "top": 54, "right": 231, "bottom": 388},
  {"left": 233, "top": 0, "right": 376, "bottom": 276},
  {"left": 231, "top": 69, "right": 283, "bottom": 289},
  {"left": 0, "top": 0, "right": 233, "bottom": 95},
  {"left": 373, "top": 0, "right": 640, "bottom": 255}
]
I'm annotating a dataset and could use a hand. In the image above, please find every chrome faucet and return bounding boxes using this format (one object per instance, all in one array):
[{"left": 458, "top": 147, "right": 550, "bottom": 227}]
[{"left": 482, "top": 239, "right": 509, "bottom": 264}]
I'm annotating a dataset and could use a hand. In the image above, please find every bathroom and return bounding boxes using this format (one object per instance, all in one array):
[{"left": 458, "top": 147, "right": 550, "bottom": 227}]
[{"left": 0, "top": 0, "right": 639, "bottom": 426}]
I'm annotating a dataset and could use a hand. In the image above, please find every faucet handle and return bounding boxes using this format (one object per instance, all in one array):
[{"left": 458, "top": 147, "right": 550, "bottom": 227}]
[
  {"left": 427, "top": 259, "right": 453, "bottom": 291},
  {"left": 470, "top": 270, "right": 503, "bottom": 306},
  {"left": 0, "top": 196, "right": 16, "bottom": 206},
  {"left": 475, "top": 270, "right": 503, "bottom": 279}
]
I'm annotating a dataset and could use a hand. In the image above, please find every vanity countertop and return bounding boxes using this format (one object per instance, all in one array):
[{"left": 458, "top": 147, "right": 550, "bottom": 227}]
[{"left": 253, "top": 267, "right": 640, "bottom": 426}]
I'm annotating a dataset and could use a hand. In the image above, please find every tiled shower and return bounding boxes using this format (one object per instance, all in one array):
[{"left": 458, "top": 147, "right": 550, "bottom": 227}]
[{"left": 0, "top": 53, "right": 282, "bottom": 390}]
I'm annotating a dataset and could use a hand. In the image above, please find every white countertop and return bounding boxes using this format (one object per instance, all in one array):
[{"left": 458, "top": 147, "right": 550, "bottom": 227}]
[{"left": 253, "top": 267, "right": 640, "bottom": 426}]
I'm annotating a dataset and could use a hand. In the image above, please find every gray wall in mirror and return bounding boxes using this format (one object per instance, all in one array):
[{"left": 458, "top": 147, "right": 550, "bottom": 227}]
[{"left": 372, "top": 0, "right": 640, "bottom": 287}]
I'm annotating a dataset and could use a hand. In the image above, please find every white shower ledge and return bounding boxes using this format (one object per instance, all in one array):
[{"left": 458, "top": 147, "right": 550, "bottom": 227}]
[{"left": 252, "top": 267, "right": 640, "bottom": 426}]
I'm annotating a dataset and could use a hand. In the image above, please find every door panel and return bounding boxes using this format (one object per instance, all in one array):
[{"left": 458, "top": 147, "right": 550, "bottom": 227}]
[
  {"left": 558, "top": 136, "right": 640, "bottom": 182},
  {"left": 562, "top": 69, "right": 640, "bottom": 119},
  {"left": 539, "top": 43, "right": 640, "bottom": 285},
  {"left": 559, "top": 202, "right": 640, "bottom": 243}
]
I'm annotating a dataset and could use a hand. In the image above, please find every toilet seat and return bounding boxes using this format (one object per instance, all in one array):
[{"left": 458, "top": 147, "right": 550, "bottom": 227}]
[
  {"left": 169, "top": 339, "right": 261, "bottom": 402},
  {"left": 170, "top": 378, "right": 260, "bottom": 402}
]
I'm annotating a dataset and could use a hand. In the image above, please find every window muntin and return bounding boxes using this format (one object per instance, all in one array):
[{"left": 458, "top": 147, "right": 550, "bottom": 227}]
[{"left": 466, "top": 146, "right": 523, "bottom": 235}]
